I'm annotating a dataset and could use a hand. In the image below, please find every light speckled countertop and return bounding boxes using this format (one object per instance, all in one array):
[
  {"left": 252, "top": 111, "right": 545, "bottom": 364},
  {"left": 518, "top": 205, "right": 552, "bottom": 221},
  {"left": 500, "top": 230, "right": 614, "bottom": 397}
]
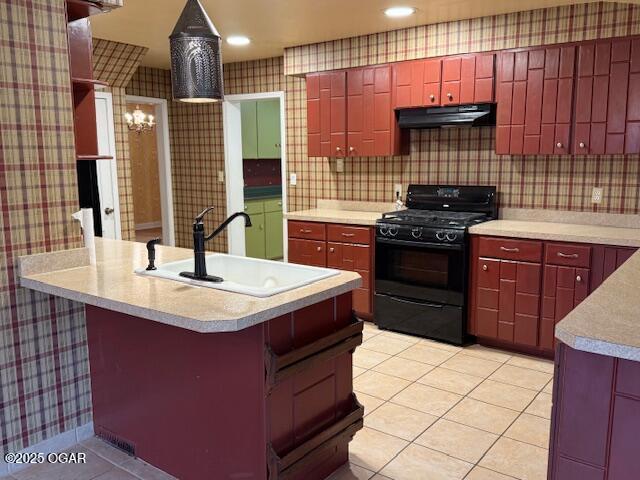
[
  {"left": 469, "top": 220, "right": 640, "bottom": 247},
  {"left": 285, "top": 199, "right": 396, "bottom": 226},
  {"left": 18, "top": 238, "right": 360, "bottom": 333},
  {"left": 556, "top": 249, "right": 640, "bottom": 361}
]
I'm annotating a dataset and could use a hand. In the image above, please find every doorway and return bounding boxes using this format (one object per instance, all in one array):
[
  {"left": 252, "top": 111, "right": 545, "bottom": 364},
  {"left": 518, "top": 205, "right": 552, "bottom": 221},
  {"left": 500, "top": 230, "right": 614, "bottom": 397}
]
[
  {"left": 222, "top": 92, "right": 288, "bottom": 260},
  {"left": 125, "top": 95, "right": 175, "bottom": 246}
]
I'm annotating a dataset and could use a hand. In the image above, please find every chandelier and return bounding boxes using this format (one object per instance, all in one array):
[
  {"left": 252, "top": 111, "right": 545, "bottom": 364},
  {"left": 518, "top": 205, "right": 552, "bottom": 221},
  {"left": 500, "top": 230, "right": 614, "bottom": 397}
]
[{"left": 125, "top": 105, "right": 155, "bottom": 133}]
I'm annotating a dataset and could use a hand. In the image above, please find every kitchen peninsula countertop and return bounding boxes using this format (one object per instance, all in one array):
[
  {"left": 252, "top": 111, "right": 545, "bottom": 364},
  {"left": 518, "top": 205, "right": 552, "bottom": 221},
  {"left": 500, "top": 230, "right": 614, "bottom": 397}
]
[
  {"left": 555, "top": 248, "right": 640, "bottom": 361},
  {"left": 285, "top": 199, "right": 397, "bottom": 226},
  {"left": 18, "top": 238, "right": 360, "bottom": 333}
]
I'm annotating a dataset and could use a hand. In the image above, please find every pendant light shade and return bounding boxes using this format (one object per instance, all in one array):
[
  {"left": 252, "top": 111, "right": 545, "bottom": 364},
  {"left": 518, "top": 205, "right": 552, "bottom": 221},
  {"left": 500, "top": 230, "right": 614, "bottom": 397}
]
[{"left": 169, "top": 0, "right": 224, "bottom": 103}]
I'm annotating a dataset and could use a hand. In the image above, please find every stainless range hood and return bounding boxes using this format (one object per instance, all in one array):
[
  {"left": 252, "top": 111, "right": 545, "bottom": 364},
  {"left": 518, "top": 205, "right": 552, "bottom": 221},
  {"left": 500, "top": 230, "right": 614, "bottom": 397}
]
[{"left": 397, "top": 103, "right": 496, "bottom": 129}]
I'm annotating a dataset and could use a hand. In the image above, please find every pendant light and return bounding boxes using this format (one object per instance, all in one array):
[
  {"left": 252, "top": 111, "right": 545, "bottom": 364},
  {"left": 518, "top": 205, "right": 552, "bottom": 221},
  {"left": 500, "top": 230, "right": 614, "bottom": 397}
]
[{"left": 169, "top": 0, "right": 224, "bottom": 103}]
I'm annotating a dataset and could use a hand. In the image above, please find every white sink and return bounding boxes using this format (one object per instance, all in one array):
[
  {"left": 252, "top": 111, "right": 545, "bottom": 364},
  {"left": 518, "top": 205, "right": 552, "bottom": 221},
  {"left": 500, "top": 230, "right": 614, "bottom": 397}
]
[{"left": 135, "top": 254, "right": 340, "bottom": 297}]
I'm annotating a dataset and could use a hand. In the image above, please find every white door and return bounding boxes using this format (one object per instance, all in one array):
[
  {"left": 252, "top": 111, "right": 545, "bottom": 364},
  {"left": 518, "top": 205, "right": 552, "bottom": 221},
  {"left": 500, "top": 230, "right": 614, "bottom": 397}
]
[{"left": 95, "top": 92, "right": 122, "bottom": 239}]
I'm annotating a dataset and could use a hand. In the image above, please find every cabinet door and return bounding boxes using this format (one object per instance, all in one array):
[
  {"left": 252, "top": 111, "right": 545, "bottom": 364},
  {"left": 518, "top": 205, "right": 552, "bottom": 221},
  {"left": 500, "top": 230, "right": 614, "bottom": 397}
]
[
  {"left": 441, "top": 57, "right": 461, "bottom": 105},
  {"left": 347, "top": 65, "right": 395, "bottom": 156},
  {"left": 540, "top": 265, "right": 590, "bottom": 350},
  {"left": 328, "top": 242, "right": 372, "bottom": 315},
  {"left": 475, "top": 257, "right": 541, "bottom": 346},
  {"left": 458, "top": 54, "right": 495, "bottom": 104},
  {"left": 241, "top": 101, "right": 258, "bottom": 159},
  {"left": 574, "top": 38, "right": 640, "bottom": 154},
  {"left": 265, "top": 208, "right": 283, "bottom": 260},
  {"left": 257, "top": 99, "right": 281, "bottom": 158},
  {"left": 496, "top": 47, "right": 574, "bottom": 155},
  {"left": 306, "top": 71, "right": 346, "bottom": 157},
  {"left": 394, "top": 59, "right": 442, "bottom": 108},
  {"left": 288, "top": 238, "right": 326, "bottom": 267},
  {"left": 245, "top": 211, "right": 266, "bottom": 259}
]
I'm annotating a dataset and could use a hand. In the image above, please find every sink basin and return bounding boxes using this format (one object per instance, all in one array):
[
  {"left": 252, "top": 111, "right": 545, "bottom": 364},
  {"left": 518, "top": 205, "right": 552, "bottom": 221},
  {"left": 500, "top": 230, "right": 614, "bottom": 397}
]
[{"left": 136, "top": 254, "right": 340, "bottom": 297}]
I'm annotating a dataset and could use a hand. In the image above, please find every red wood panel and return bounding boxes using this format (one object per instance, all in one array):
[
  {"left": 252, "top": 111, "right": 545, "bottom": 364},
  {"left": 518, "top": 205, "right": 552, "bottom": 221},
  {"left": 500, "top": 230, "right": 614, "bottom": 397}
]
[
  {"left": 288, "top": 238, "right": 326, "bottom": 267},
  {"left": 327, "top": 224, "right": 371, "bottom": 244},
  {"left": 474, "top": 54, "right": 495, "bottom": 102},
  {"left": 442, "top": 57, "right": 462, "bottom": 105},
  {"left": 496, "top": 52, "right": 514, "bottom": 154},
  {"left": 545, "top": 243, "right": 591, "bottom": 268},
  {"left": 476, "top": 257, "right": 500, "bottom": 338},
  {"left": 288, "top": 221, "right": 326, "bottom": 241},
  {"left": 555, "top": 346, "right": 614, "bottom": 468},
  {"left": 608, "top": 395, "right": 640, "bottom": 479},
  {"left": 423, "top": 59, "right": 442, "bottom": 105},
  {"left": 393, "top": 60, "right": 425, "bottom": 108}
]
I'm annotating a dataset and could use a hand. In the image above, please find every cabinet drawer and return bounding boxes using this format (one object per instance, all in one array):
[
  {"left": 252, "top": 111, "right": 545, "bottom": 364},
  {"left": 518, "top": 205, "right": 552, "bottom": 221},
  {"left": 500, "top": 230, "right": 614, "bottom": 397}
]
[
  {"left": 545, "top": 243, "right": 591, "bottom": 268},
  {"left": 244, "top": 199, "right": 264, "bottom": 215},
  {"left": 478, "top": 237, "right": 543, "bottom": 262},
  {"left": 327, "top": 224, "right": 371, "bottom": 245},
  {"left": 288, "top": 221, "right": 326, "bottom": 240},
  {"left": 264, "top": 198, "right": 283, "bottom": 213},
  {"left": 327, "top": 242, "right": 371, "bottom": 272},
  {"left": 288, "top": 239, "right": 326, "bottom": 267}
]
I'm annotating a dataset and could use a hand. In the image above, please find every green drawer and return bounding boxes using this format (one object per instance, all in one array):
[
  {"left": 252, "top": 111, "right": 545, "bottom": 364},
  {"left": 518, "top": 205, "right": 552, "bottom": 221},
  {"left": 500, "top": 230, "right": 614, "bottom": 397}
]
[
  {"left": 264, "top": 197, "right": 283, "bottom": 213},
  {"left": 244, "top": 199, "right": 264, "bottom": 215}
]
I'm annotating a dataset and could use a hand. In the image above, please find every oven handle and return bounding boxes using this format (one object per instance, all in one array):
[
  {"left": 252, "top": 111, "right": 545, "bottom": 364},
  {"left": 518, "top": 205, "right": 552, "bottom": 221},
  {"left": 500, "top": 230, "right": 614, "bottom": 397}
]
[
  {"left": 377, "top": 294, "right": 445, "bottom": 309},
  {"left": 376, "top": 237, "right": 464, "bottom": 251}
]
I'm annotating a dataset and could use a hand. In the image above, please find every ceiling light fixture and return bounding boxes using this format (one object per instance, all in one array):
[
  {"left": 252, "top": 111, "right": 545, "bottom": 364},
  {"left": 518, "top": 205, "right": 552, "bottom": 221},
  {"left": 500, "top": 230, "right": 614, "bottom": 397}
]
[
  {"left": 125, "top": 106, "right": 155, "bottom": 134},
  {"left": 169, "top": 0, "right": 224, "bottom": 103},
  {"left": 384, "top": 6, "right": 416, "bottom": 18},
  {"left": 227, "top": 36, "right": 251, "bottom": 46}
]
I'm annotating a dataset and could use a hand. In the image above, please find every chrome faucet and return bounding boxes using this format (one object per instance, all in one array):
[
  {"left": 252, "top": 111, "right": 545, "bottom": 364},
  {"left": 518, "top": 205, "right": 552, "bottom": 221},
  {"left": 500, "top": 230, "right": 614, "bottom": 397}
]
[{"left": 179, "top": 207, "right": 252, "bottom": 282}]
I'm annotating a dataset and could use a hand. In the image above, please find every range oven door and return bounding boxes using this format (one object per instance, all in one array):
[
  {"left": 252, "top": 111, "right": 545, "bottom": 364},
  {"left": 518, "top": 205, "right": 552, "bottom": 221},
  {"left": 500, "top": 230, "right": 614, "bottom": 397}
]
[{"left": 374, "top": 237, "right": 467, "bottom": 345}]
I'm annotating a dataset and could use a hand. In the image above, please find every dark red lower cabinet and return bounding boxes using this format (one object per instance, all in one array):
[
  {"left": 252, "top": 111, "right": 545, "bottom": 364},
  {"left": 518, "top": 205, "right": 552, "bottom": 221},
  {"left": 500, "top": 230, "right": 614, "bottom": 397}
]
[{"left": 549, "top": 343, "right": 640, "bottom": 479}]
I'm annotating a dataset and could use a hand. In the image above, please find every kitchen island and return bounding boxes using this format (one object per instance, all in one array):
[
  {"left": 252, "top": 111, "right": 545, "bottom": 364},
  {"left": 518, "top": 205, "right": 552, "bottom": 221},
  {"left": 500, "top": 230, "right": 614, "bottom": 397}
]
[
  {"left": 18, "top": 239, "right": 363, "bottom": 480},
  {"left": 548, "top": 249, "right": 640, "bottom": 479}
]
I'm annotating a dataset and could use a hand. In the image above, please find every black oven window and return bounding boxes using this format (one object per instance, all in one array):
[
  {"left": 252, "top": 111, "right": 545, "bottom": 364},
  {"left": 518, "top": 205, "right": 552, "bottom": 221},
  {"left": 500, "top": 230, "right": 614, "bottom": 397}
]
[{"left": 387, "top": 248, "right": 450, "bottom": 288}]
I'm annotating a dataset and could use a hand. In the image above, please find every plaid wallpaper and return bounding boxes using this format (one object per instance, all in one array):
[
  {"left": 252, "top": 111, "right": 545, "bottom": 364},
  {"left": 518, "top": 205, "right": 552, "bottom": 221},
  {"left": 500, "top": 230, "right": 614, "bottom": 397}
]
[
  {"left": 284, "top": 1, "right": 640, "bottom": 75},
  {"left": 0, "top": 0, "right": 91, "bottom": 454},
  {"left": 93, "top": 39, "right": 148, "bottom": 240}
]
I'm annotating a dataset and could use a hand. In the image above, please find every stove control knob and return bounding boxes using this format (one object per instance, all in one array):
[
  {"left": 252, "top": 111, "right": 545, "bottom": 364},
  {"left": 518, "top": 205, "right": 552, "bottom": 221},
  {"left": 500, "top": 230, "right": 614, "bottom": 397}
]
[
  {"left": 445, "top": 232, "right": 458, "bottom": 242},
  {"left": 435, "top": 231, "right": 446, "bottom": 241},
  {"left": 379, "top": 226, "right": 389, "bottom": 236},
  {"left": 389, "top": 226, "right": 399, "bottom": 237},
  {"left": 411, "top": 227, "right": 423, "bottom": 239}
]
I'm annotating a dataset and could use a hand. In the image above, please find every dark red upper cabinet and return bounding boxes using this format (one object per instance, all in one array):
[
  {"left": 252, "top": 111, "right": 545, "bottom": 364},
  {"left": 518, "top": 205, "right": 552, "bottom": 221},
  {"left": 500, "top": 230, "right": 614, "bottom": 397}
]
[
  {"left": 574, "top": 38, "right": 640, "bottom": 154},
  {"left": 307, "top": 66, "right": 405, "bottom": 157},
  {"left": 393, "top": 59, "right": 442, "bottom": 108},
  {"left": 442, "top": 54, "right": 495, "bottom": 106},
  {"left": 307, "top": 71, "right": 347, "bottom": 157},
  {"left": 347, "top": 65, "right": 403, "bottom": 156},
  {"left": 496, "top": 46, "right": 575, "bottom": 155}
]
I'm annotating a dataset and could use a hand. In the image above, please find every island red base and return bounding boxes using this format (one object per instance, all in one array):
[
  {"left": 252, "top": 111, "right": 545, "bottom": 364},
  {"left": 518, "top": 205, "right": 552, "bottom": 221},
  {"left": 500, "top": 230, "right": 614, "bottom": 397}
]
[
  {"left": 86, "top": 292, "right": 363, "bottom": 480},
  {"left": 548, "top": 343, "right": 640, "bottom": 479}
]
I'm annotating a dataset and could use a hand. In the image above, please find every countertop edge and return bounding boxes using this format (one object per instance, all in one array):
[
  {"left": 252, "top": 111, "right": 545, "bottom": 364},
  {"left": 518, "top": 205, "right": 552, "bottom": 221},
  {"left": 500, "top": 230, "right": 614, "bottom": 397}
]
[
  {"left": 555, "top": 329, "right": 640, "bottom": 362},
  {"left": 20, "top": 275, "right": 362, "bottom": 333},
  {"left": 468, "top": 222, "right": 640, "bottom": 247},
  {"left": 284, "top": 212, "right": 378, "bottom": 226}
]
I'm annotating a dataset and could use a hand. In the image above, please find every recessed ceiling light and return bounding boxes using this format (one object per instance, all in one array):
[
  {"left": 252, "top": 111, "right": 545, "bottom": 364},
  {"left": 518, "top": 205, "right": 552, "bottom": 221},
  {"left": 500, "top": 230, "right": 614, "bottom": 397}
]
[
  {"left": 384, "top": 6, "right": 416, "bottom": 18},
  {"left": 227, "top": 36, "right": 251, "bottom": 46}
]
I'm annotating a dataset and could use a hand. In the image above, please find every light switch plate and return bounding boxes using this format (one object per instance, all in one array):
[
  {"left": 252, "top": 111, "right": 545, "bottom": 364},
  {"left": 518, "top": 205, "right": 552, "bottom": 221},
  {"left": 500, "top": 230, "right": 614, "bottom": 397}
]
[
  {"left": 217, "top": 170, "right": 224, "bottom": 183},
  {"left": 592, "top": 187, "right": 603, "bottom": 204},
  {"left": 394, "top": 183, "right": 402, "bottom": 199},
  {"left": 290, "top": 173, "right": 297, "bottom": 186},
  {"left": 336, "top": 158, "right": 345, "bottom": 173}
]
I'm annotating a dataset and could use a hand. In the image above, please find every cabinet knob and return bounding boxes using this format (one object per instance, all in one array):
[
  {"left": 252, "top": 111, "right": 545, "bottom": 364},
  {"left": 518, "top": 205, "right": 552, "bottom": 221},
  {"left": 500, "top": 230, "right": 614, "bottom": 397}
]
[
  {"left": 447, "top": 93, "right": 453, "bottom": 99},
  {"left": 579, "top": 142, "right": 586, "bottom": 148},
  {"left": 556, "top": 142, "right": 563, "bottom": 148},
  {"left": 349, "top": 146, "right": 355, "bottom": 152},
  {"left": 335, "top": 146, "right": 342, "bottom": 152},
  {"left": 429, "top": 94, "right": 436, "bottom": 101},
  {"left": 329, "top": 247, "right": 335, "bottom": 253},
  {"left": 316, "top": 246, "right": 322, "bottom": 252},
  {"left": 576, "top": 275, "right": 582, "bottom": 283},
  {"left": 482, "top": 264, "right": 488, "bottom": 271}
]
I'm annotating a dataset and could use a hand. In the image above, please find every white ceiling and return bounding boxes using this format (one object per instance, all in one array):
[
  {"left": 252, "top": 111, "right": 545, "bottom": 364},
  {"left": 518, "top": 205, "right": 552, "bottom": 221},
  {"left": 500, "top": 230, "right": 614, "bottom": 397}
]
[{"left": 90, "top": 0, "right": 637, "bottom": 68}]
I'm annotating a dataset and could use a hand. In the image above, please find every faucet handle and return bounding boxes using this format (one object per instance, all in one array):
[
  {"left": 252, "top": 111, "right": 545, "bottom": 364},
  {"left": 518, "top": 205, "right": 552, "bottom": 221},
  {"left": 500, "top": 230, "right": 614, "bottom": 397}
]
[
  {"left": 146, "top": 238, "right": 161, "bottom": 271},
  {"left": 195, "top": 206, "right": 215, "bottom": 223}
]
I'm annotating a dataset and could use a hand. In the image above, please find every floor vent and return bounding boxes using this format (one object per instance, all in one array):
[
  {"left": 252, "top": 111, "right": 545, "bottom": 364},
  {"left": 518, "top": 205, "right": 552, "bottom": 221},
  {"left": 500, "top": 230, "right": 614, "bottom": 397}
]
[{"left": 96, "top": 427, "right": 136, "bottom": 457}]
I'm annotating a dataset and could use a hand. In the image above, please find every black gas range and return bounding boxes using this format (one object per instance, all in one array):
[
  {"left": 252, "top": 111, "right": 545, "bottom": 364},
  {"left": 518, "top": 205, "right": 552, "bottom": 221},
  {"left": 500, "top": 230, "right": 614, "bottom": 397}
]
[{"left": 374, "top": 185, "right": 497, "bottom": 345}]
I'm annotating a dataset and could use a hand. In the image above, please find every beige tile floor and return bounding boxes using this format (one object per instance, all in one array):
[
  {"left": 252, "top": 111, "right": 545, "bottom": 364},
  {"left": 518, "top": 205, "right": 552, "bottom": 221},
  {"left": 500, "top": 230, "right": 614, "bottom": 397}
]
[
  {"left": 331, "top": 323, "right": 554, "bottom": 480},
  {"left": 2, "top": 323, "right": 554, "bottom": 480}
]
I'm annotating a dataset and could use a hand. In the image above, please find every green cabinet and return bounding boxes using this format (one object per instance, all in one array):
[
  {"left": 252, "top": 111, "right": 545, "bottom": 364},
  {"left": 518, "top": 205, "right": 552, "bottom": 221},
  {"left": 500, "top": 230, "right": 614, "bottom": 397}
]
[
  {"left": 240, "top": 99, "right": 281, "bottom": 159},
  {"left": 257, "top": 99, "right": 281, "bottom": 158},
  {"left": 244, "top": 197, "right": 283, "bottom": 260}
]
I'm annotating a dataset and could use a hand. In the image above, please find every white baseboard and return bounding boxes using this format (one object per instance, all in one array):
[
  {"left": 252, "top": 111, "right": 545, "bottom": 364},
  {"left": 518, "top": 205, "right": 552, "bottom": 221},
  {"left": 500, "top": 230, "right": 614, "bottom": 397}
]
[
  {"left": 0, "top": 421, "right": 94, "bottom": 475},
  {"left": 135, "top": 221, "right": 162, "bottom": 230}
]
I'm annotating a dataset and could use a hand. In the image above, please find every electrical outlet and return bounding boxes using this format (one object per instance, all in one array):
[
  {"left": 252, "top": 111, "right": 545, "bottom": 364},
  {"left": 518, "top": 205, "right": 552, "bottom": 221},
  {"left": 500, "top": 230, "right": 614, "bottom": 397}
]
[
  {"left": 394, "top": 183, "right": 402, "bottom": 199},
  {"left": 336, "top": 158, "right": 345, "bottom": 173},
  {"left": 290, "top": 173, "right": 297, "bottom": 186},
  {"left": 592, "top": 187, "right": 603, "bottom": 204},
  {"left": 217, "top": 170, "right": 224, "bottom": 183}
]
